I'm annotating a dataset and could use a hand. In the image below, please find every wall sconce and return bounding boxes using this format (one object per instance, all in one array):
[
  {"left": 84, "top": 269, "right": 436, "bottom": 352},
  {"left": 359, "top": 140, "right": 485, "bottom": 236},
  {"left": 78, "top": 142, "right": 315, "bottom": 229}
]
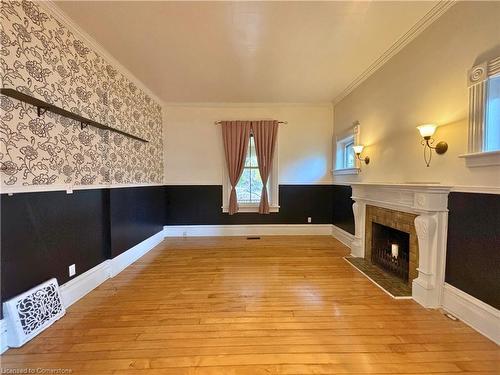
[
  {"left": 353, "top": 145, "right": 370, "bottom": 165},
  {"left": 416, "top": 124, "right": 448, "bottom": 167}
]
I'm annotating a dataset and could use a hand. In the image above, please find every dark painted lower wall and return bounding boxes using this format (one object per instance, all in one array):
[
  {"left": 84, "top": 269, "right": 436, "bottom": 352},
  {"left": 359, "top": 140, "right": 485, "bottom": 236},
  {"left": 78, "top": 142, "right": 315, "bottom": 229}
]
[
  {"left": 0, "top": 186, "right": 165, "bottom": 314},
  {"left": 332, "top": 185, "right": 355, "bottom": 235},
  {"left": 165, "top": 185, "right": 333, "bottom": 225},
  {"left": 1, "top": 189, "right": 109, "bottom": 303},
  {"left": 445, "top": 192, "right": 500, "bottom": 309},
  {"left": 110, "top": 186, "right": 166, "bottom": 258}
]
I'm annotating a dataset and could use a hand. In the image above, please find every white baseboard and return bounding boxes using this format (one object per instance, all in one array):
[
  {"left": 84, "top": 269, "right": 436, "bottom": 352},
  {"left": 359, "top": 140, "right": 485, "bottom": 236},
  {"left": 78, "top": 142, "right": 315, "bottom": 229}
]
[
  {"left": 109, "top": 229, "right": 166, "bottom": 277},
  {"left": 331, "top": 225, "right": 354, "bottom": 248},
  {"left": 0, "top": 228, "right": 166, "bottom": 354},
  {"left": 60, "top": 260, "right": 111, "bottom": 308},
  {"left": 442, "top": 283, "right": 500, "bottom": 344},
  {"left": 164, "top": 224, "right": 333, "bottom": 237},
  {"left": 60, "top": 229, "right": 165, "bottom": 306}
]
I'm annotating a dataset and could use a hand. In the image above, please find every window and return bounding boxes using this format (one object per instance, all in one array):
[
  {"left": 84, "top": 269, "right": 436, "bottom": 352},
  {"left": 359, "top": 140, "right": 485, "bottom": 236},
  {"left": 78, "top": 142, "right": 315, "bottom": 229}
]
[
  {"left": 461, "top": 56, "right": 500, "bottom": 167},
  {"left": 334, "top": 122, "right": 360, "bottom": 175},
  {"left": 236, "top": 136, "right": 263, "bottom": 204},
  {"left": 223, "top": 133, "right": 279, "bottom": 212},
  {"left": 344, "top": 141, "right": 355, "bottom": 169},
  {"left": 485, "top": 75, "right": 500, "bottom": 152}
]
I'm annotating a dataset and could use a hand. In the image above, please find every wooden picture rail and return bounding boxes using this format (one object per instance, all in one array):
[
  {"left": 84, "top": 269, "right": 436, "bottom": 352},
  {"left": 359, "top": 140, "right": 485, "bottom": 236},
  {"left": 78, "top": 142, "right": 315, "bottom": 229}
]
[{"left": 0, "top": 88, "right": 148, "bottom": 143}]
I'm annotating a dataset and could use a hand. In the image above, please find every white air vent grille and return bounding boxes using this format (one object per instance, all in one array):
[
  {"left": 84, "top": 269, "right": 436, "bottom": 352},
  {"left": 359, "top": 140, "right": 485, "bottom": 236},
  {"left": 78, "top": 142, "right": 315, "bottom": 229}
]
[{"left": 3, "top": 278, "right": 66, "bottom": 348}]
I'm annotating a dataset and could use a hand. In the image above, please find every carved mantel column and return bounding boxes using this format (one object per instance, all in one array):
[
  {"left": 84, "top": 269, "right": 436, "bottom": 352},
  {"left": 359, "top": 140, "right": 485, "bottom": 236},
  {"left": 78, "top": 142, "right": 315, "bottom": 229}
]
[{"left": 351, "top": 201, "right": 366, "bottom": 258}]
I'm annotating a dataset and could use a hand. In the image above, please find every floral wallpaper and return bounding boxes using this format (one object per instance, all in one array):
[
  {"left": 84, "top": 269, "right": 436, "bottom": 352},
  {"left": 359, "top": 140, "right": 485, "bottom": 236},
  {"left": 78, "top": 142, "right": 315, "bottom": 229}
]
[{"left": 0, "top": 0, "right": 163, "bottom": 188}]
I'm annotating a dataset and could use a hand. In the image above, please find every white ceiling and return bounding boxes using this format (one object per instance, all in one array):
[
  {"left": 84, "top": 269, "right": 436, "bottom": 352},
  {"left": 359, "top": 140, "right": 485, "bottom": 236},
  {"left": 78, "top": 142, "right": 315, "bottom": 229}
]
[{"left": 55, "top": 1, "right": 438, "bottom": 103}]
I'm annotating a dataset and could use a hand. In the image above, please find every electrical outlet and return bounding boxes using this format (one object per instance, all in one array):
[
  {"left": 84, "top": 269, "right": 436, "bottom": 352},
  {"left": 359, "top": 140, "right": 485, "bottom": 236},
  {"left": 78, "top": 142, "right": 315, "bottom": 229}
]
[
  {"left": 307, "top": 217, "right": 312, "bottom": 223},
  {"left": 69, "top": 264, "right": 76, "bottom": 277}
]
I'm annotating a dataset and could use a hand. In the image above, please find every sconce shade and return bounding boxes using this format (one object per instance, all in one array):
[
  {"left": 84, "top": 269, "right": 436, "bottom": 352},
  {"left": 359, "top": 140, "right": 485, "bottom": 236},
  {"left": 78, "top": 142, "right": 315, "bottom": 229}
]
[
  {"left": 417, "top": 124, "right": 437, "bottom": 138},
  {"left": 353, "top": 145, "right": 364, "bottom": 154}
]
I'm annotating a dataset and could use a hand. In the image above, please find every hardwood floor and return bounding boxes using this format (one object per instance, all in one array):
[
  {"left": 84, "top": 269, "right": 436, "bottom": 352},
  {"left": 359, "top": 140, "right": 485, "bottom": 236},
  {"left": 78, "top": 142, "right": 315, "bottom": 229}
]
[{"left": 1, "top": 236, "right": 498, "bottom": 374}]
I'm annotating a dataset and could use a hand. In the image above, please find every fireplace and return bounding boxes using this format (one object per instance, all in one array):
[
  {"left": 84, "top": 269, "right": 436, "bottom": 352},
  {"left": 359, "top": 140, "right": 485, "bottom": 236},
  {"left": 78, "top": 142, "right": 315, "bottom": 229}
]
[
  {"left": 350, "top": 183, "right": 451, "bottom": 307},
  {"left": 371, "top": 223, "right": 410, "bottom": 283},
  {"left": 365, "top": 205, "right": 419, "bottom": 288}
]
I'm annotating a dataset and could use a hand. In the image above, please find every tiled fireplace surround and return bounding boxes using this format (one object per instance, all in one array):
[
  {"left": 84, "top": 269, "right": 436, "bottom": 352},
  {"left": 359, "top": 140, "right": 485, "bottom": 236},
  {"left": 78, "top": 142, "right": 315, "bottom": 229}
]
[
  {"left": 365, "top": 205, "right": 419, "bottom": 287},
  {"left": 350, "top": 183, "right": 451, "bottom": 308}
]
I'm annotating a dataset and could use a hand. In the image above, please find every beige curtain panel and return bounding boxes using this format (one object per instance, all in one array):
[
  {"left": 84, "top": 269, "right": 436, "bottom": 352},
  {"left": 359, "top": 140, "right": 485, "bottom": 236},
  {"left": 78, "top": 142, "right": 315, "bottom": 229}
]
[
  {"left": 221, "top": 120, "right": 279, "bottom": 215},
  {"left": 252, "top": 120, "right": 279, "bottom": 214},
  {"left": 221, "top": 121, "right": 252, "bottom": 215}
]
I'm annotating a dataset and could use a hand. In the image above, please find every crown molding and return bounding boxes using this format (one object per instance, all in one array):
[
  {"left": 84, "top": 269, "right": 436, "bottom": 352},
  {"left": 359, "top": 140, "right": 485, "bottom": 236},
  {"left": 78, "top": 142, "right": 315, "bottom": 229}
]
[
  {"left": 164, "top": 102, "right": 334, "bottom": 108},
  {"left": 39, "top": 1, "right": 165, "bottom": 108},
  {"left": 332, "top": 1, "right": 456, "bottom": 105}
]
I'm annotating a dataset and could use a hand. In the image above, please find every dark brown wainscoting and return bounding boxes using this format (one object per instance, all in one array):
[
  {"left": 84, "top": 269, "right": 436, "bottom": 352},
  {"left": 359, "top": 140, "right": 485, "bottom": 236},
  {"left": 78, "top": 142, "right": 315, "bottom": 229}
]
[
  {"left": 0, "top": 185, "right": 166, "bottom": 318},
  {"left": 164, "top": 185, "right": 334, "bottom": 225},
  {"left": 332, "top": 184, "right": 355, "bottom": 235},
  {"left": 446, "top": 192, "right": 500, "bottom": 309}
]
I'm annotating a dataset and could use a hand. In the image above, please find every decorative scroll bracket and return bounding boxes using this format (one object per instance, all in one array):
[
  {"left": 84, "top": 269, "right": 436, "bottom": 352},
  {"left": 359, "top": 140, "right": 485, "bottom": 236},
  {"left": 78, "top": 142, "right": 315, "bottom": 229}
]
[{"left": 37, "top": 106, "right": 48, "bottom": 117}]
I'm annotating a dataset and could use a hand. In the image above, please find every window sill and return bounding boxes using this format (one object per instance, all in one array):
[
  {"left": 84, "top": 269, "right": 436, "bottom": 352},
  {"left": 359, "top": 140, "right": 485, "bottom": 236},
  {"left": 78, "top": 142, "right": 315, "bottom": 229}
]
[
  {"left": 333, "top": 168, "right": 360, "bottom": 176},
  {"left": 222, "top": 205, "right": 280, "bottom": 213},
  {"left": 458, "top": 150, "right": 500, "bottom": 167}
]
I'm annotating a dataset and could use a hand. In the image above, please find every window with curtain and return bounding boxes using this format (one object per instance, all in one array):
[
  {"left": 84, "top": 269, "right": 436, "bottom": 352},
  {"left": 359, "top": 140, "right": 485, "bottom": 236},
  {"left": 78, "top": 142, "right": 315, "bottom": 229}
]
[
  {"left": 236, "top": 135, "right": 263, "bottom": 204},
  {"left": 222, "top": 132, "right": 279, "bottom": 213}
]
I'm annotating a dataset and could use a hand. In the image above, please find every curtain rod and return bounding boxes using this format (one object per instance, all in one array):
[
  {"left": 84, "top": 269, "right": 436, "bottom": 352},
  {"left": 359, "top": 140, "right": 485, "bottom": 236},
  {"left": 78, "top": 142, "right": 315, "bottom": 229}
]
[{"left": 214, "top": 120, "right": 287, "bottom": 125}]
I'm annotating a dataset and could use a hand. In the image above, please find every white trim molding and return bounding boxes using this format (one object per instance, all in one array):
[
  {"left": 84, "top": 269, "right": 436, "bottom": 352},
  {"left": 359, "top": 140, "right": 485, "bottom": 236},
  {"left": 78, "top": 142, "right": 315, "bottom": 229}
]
[
  {"left": 61, "top": 228, "right": 165, "bottom": 305},
  {"left": 465, "top": 56, "right": 500, "bottom": 156},
  {"left": 60, "top": 261, "right": 112, "bottom": 308},
  {"left": 164, "top": 224, "right": 333, "bottom": 237},
  {"left": 442, "top": 283, "right": 500, "bottom": 344},
  {"left": 331, "top": 225, "right": 354, "bottom": 249},
  {"left": 0, "top": 183, "right": 165, "bottom": 196},
  {"left": 350, "top": 183, "right": 452, "bottom": 308},
  {"left": 450, "top": 184, "right": 500, "bottom": 195},
  {"left": 109, "top": 230, "right": 165, "bottom": 277},
  {"left": 333, "top": 1, "right": 456, "bottom": 104},
  {"left": 222, "top": 205, "right": 280, "bottom": 213},
  {"left": 459, "top": 150, "right": 500, "bottom": 168},
  {"left": 333, "top": 168, "right": 360, "bottom": 176}
]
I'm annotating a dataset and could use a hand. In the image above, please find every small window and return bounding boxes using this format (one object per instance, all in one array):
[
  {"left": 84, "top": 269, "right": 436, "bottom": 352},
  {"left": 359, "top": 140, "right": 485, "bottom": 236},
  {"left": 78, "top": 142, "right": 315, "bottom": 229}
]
[
  {"left": 236, "top": 136, "right": 263, "bottom": 204},
  {"left": 334, "top": 122, "right": 360, "bottom": 175},
  {"left": 344, "top": 141, "right": 355, "bottom": 169},
  {"left": 485, "top": 75, "right": 500, "bottom": 151}
]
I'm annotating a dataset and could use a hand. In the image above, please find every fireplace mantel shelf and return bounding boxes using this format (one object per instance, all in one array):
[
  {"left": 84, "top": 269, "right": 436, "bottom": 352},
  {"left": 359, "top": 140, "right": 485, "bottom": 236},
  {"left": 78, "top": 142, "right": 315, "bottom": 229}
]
[{"left": 350, "top": 182, "right": 452, "bottom": 191}]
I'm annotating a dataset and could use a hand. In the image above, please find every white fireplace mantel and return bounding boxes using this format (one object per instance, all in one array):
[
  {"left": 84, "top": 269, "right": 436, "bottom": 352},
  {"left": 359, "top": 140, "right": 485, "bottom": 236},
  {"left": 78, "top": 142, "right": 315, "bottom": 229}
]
[{"left": 350, "top": 183, "right": 452, "bottom": 308}]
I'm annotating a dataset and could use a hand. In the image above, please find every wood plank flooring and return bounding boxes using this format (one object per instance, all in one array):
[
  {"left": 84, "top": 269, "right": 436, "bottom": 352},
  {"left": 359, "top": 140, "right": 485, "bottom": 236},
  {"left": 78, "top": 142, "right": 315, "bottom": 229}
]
[{"left": 1, "top": 236, "right": 498, "bottom": 374}]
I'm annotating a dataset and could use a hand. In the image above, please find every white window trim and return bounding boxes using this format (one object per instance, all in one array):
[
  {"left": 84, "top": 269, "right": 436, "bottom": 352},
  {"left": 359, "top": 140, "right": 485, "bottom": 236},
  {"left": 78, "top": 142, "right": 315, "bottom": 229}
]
[
  {"left": 461, "top": 56, "right": 500, "bottom": 167},
  {"left": 222, "top": 136, "right": 279, "bottom": 213},
  {"left": 333, "top": 122, "right": 361, "bottom": 175}
]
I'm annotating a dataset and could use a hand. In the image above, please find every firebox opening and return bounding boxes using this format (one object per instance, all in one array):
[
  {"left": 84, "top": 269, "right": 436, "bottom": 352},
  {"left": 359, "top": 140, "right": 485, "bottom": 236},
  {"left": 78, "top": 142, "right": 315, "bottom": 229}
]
[{"left": 371, "top": 223, "right": 410, "bottom": 283}]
